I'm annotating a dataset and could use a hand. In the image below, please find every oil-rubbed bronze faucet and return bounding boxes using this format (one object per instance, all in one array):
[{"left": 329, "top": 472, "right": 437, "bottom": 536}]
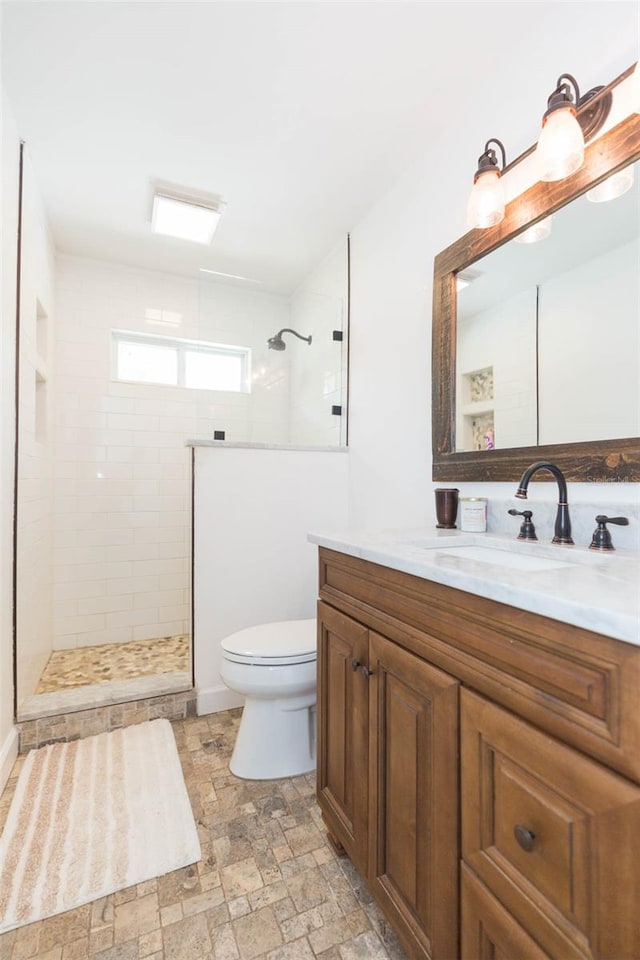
[{"left": 514, "top": 460, "right": 573, "bottom": 544}]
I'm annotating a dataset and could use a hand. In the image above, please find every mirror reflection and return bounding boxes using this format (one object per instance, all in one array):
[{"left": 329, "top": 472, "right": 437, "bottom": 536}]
[{"left": 455, "top": 160, "right": 639, "bottom": 452}]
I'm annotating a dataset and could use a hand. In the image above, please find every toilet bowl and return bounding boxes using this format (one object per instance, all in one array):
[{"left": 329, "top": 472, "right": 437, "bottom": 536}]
[{"left": 220, "top": 619, "right": 317, "bottom": 780}]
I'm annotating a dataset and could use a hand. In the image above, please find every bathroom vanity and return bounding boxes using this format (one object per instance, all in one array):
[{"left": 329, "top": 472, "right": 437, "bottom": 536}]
[{"left": 311, "top": 532, "right": 640, "bottom": 960}]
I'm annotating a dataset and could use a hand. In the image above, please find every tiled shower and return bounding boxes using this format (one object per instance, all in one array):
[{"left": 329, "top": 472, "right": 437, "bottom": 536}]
[{"left": 16, "top": 239, "right": 347, "bottom": 715}]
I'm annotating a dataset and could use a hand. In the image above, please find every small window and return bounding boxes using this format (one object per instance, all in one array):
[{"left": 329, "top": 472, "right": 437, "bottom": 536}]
[
  {"left": 117, "top": 339, "right": 178, "bottom": 386},
  {"left": 112, "top": 331, "right": 250, "bottom": 393}
]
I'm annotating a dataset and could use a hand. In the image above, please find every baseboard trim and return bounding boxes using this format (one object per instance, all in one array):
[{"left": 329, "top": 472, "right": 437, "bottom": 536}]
[
  {"left": 0, "top": 725, "right": 19, "bottom": 792},
  {"left": 197, "top": 685, "right": 244, "bottom": 716}
]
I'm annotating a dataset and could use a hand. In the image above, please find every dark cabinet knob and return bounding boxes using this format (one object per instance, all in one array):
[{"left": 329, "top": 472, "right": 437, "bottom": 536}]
[
  {"left": 514, "top": 824, "right": 536, "bottom": 852},
  {"left": 361, "top": 666, "right": 374, "bottom": 679},
  {"left": 351, "top": 659, "right": 361, "bottom": 671}
]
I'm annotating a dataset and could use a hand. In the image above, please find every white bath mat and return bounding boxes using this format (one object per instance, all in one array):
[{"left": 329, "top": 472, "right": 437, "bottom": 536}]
[{"left": 0, "top": 719, "right": 201, "bottom": 934}]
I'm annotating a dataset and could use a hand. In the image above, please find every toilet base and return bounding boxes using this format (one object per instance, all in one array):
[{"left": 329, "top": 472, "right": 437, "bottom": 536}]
[{"left": 230, "top": 694, "right": 316, "bottom": 780}]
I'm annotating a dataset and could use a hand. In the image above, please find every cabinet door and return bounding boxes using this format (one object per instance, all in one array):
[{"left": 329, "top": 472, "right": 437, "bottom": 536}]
[
  {"left": 316, "top": 601, "right": 369, "bottom": 871},
  {"left": 368, "top": 631, "right": 459, "bottom": 960},
  {"left": 461, "top": 864, "right": 552, "bottom": 960},
  {"left": 462, "top": 688, "right": 640, "bottom": 960}
]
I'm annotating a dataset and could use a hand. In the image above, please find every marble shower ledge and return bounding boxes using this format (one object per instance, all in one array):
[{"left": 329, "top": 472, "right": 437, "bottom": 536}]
[
  {"left": 186, "top": 439, "right": 347, "bottom": 452},
  {"left": 18, "top": 671, "right": 192, "bottom": 722},
  {"left": 308, "top": 528, "right": 639, "bottom": 646}
]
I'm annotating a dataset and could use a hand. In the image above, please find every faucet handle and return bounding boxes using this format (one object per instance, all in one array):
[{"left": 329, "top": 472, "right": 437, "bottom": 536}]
[
  {"left": 508, "top": 508, "right": 538, "bottom": 541},
  {"left": 589, "top": 515, "right": 629, "bottom": 552}
]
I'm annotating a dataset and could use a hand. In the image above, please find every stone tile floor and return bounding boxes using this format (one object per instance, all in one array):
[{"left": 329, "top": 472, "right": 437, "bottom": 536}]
[
  {"left": 0, "top": 708, "right": 408, "bottom": 960},
  {"left": 36, "top": 636, "right": 190, "bottom": 694}
]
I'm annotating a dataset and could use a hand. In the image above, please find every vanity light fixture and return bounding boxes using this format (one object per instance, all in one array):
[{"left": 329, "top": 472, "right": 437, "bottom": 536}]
[
  {"left": 586, "top": 165, "right": 635, "bottom": 203},
  {"left": 151, "top": 191, "right": 224, "bottom": 244},
  {"left": 466, "top": 139, "right": 507, "bottom": 229},
  {"left": 468, "top": 71, "right": 615, "bottom": 230},
  {"left": 514, "top": 215, "right": 553, "bottom": 244},
  {"left": 535, "top": 73, "right": 612, "bottom": 182}
]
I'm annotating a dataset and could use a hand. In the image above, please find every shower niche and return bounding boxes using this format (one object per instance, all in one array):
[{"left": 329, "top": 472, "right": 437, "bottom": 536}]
[{"left": 459, "top": 366, "right": 495, "bottom": 451}]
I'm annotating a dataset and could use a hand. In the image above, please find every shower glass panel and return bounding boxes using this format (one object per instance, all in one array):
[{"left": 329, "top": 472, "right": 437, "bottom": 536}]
[
  {"left": 196, "top": 238, "right": 349, "bottom": 447},
  {"left": 15, "top": 155, "right": 198, "bottom": 717}
]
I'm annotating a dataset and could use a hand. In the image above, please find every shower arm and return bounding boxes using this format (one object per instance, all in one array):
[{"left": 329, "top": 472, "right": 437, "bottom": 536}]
[{"left": 275, "top": 328, "right": 312, "bottom": 345}]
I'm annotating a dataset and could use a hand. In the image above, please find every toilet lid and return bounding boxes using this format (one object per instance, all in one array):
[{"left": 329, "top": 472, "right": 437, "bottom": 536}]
[{"left": 221, "top": 619, "right": 317, "bottom": 665}]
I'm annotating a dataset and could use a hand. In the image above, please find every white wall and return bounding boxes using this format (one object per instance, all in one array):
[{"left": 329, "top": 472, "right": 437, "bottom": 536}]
[
  {"left": 346, "top": 8, "right": 640, "bottom": 533},
  {"left": 0, "top": 82, "right": 20, "bottom": 787},
  {"left": 193, "top": 446, "right": 349, "bottom": 714},
  {"left": 15, "top": 154, "right": 56, "bottom": 705},
  {"left": 289, "top": 239, "right": 348, "bottom": 446}
]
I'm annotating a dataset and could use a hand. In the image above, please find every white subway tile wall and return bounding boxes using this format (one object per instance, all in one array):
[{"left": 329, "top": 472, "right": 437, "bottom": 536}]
[{"left": 53, "top": 255, "right": 348, "bottom": 651}]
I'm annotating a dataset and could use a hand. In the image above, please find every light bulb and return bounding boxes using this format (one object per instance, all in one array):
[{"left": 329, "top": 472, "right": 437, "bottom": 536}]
[
  {"left": 586, "top": 166, "right": 634, "bottom": 203},
  {"left": 536, "top": 107, "right": 584, "bottom": 182},
  {"left": 466, "top": 170, "right": 505, "bottom": 229}
]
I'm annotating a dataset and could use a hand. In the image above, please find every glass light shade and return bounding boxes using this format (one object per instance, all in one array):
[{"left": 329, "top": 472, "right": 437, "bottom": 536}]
[
  {"left": 466, "top": 170, "right": 505, "bottom": 229},
  {"left": 586, "top": 166, "right": 635, "bottom": 203},
  {"left": 514, "top": 215, "right": 553, "bottom": 244},
  {"left": 536, "top": 107, "right": 585, "bottom": 182}
]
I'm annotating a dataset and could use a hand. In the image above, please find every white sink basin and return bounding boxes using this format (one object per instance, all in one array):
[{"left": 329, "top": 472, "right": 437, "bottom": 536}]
[{"left": 433, "top": 544, "right": 574, "bottom": 572}]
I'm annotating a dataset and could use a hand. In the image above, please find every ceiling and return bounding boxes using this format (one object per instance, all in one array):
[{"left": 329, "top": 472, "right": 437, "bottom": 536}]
[{"left": 2, "top": 2, "right": 638, "bottom": 293}]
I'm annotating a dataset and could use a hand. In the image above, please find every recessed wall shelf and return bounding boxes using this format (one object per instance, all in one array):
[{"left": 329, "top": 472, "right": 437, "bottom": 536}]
[{"left": 460, "top": 367, "right": 495, "bottom": 450}]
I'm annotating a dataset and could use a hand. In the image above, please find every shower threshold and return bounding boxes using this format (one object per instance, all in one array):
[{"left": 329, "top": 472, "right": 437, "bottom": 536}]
[
  {"left": 18, "top": 634, "right": 192, "bottom": 722},
  {"left": 17, "top": 670, "right": 193, "bottom": 722}
]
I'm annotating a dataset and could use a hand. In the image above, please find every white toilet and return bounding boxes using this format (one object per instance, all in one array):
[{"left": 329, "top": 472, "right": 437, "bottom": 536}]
[{"left": 220, "top": 618, "right": 317, "bottom": 780}]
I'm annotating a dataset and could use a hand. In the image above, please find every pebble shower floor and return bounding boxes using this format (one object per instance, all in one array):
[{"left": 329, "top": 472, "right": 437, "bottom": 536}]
[{"left": 36, "top": 635, "right": 190, "bottom": 693}]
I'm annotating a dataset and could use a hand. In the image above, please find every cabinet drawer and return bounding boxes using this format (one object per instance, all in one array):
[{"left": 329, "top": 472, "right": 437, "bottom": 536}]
[
  {"left": 319, "top": 548, "right": 640, "bottom": 781},
  {"left": 461, "top": 689, "right": 640, "bottom": 959},
  {"left": 461, "top": 864, "right": 552, "bottom": 960}
]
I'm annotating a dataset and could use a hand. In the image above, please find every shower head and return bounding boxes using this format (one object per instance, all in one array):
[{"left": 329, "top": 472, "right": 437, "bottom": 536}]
[
  {"left": 267, "top": 328, "right": 312, "bottom": 351},
  {"left": 267, "top": 333, "right": 287, "bottom": 351}
]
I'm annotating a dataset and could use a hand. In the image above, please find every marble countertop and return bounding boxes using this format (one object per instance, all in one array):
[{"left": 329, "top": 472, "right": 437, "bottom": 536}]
[{"left": 308, "top": 527, "right": 640, "bottom": 646}]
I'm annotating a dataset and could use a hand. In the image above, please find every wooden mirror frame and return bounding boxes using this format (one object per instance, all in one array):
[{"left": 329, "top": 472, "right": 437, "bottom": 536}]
[{"left": 432, "top": 67, "right": 640, "bottom": 482}]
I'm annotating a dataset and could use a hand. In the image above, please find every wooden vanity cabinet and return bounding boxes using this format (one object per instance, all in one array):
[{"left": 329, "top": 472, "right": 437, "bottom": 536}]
[
  {"left": 317, "top": 601, "right": 460, "bottom": 960},
  {"left": 316, "top": 547, "right": 640, "bottom": 960}
]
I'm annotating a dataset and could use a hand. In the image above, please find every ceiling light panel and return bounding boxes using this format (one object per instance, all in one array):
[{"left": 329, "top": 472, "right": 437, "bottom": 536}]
[{"left": 151, "top": 193, "right": 222, "bottom": 244}]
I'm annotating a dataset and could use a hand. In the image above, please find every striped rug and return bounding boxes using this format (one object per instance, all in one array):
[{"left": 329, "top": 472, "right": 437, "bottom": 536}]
[{"left": 0, "top": 719, "right": 201, "bottom": 934}]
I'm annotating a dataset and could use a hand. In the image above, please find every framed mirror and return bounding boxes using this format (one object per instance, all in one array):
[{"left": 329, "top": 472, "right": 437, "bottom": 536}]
[{"left": 432, "top": 67, "right": 640, "bottom": 482}]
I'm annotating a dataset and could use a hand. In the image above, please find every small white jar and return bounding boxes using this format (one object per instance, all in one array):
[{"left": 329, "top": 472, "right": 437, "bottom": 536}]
[{"left": 460, "top": 497, "right": 488, "bottom": 532}]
